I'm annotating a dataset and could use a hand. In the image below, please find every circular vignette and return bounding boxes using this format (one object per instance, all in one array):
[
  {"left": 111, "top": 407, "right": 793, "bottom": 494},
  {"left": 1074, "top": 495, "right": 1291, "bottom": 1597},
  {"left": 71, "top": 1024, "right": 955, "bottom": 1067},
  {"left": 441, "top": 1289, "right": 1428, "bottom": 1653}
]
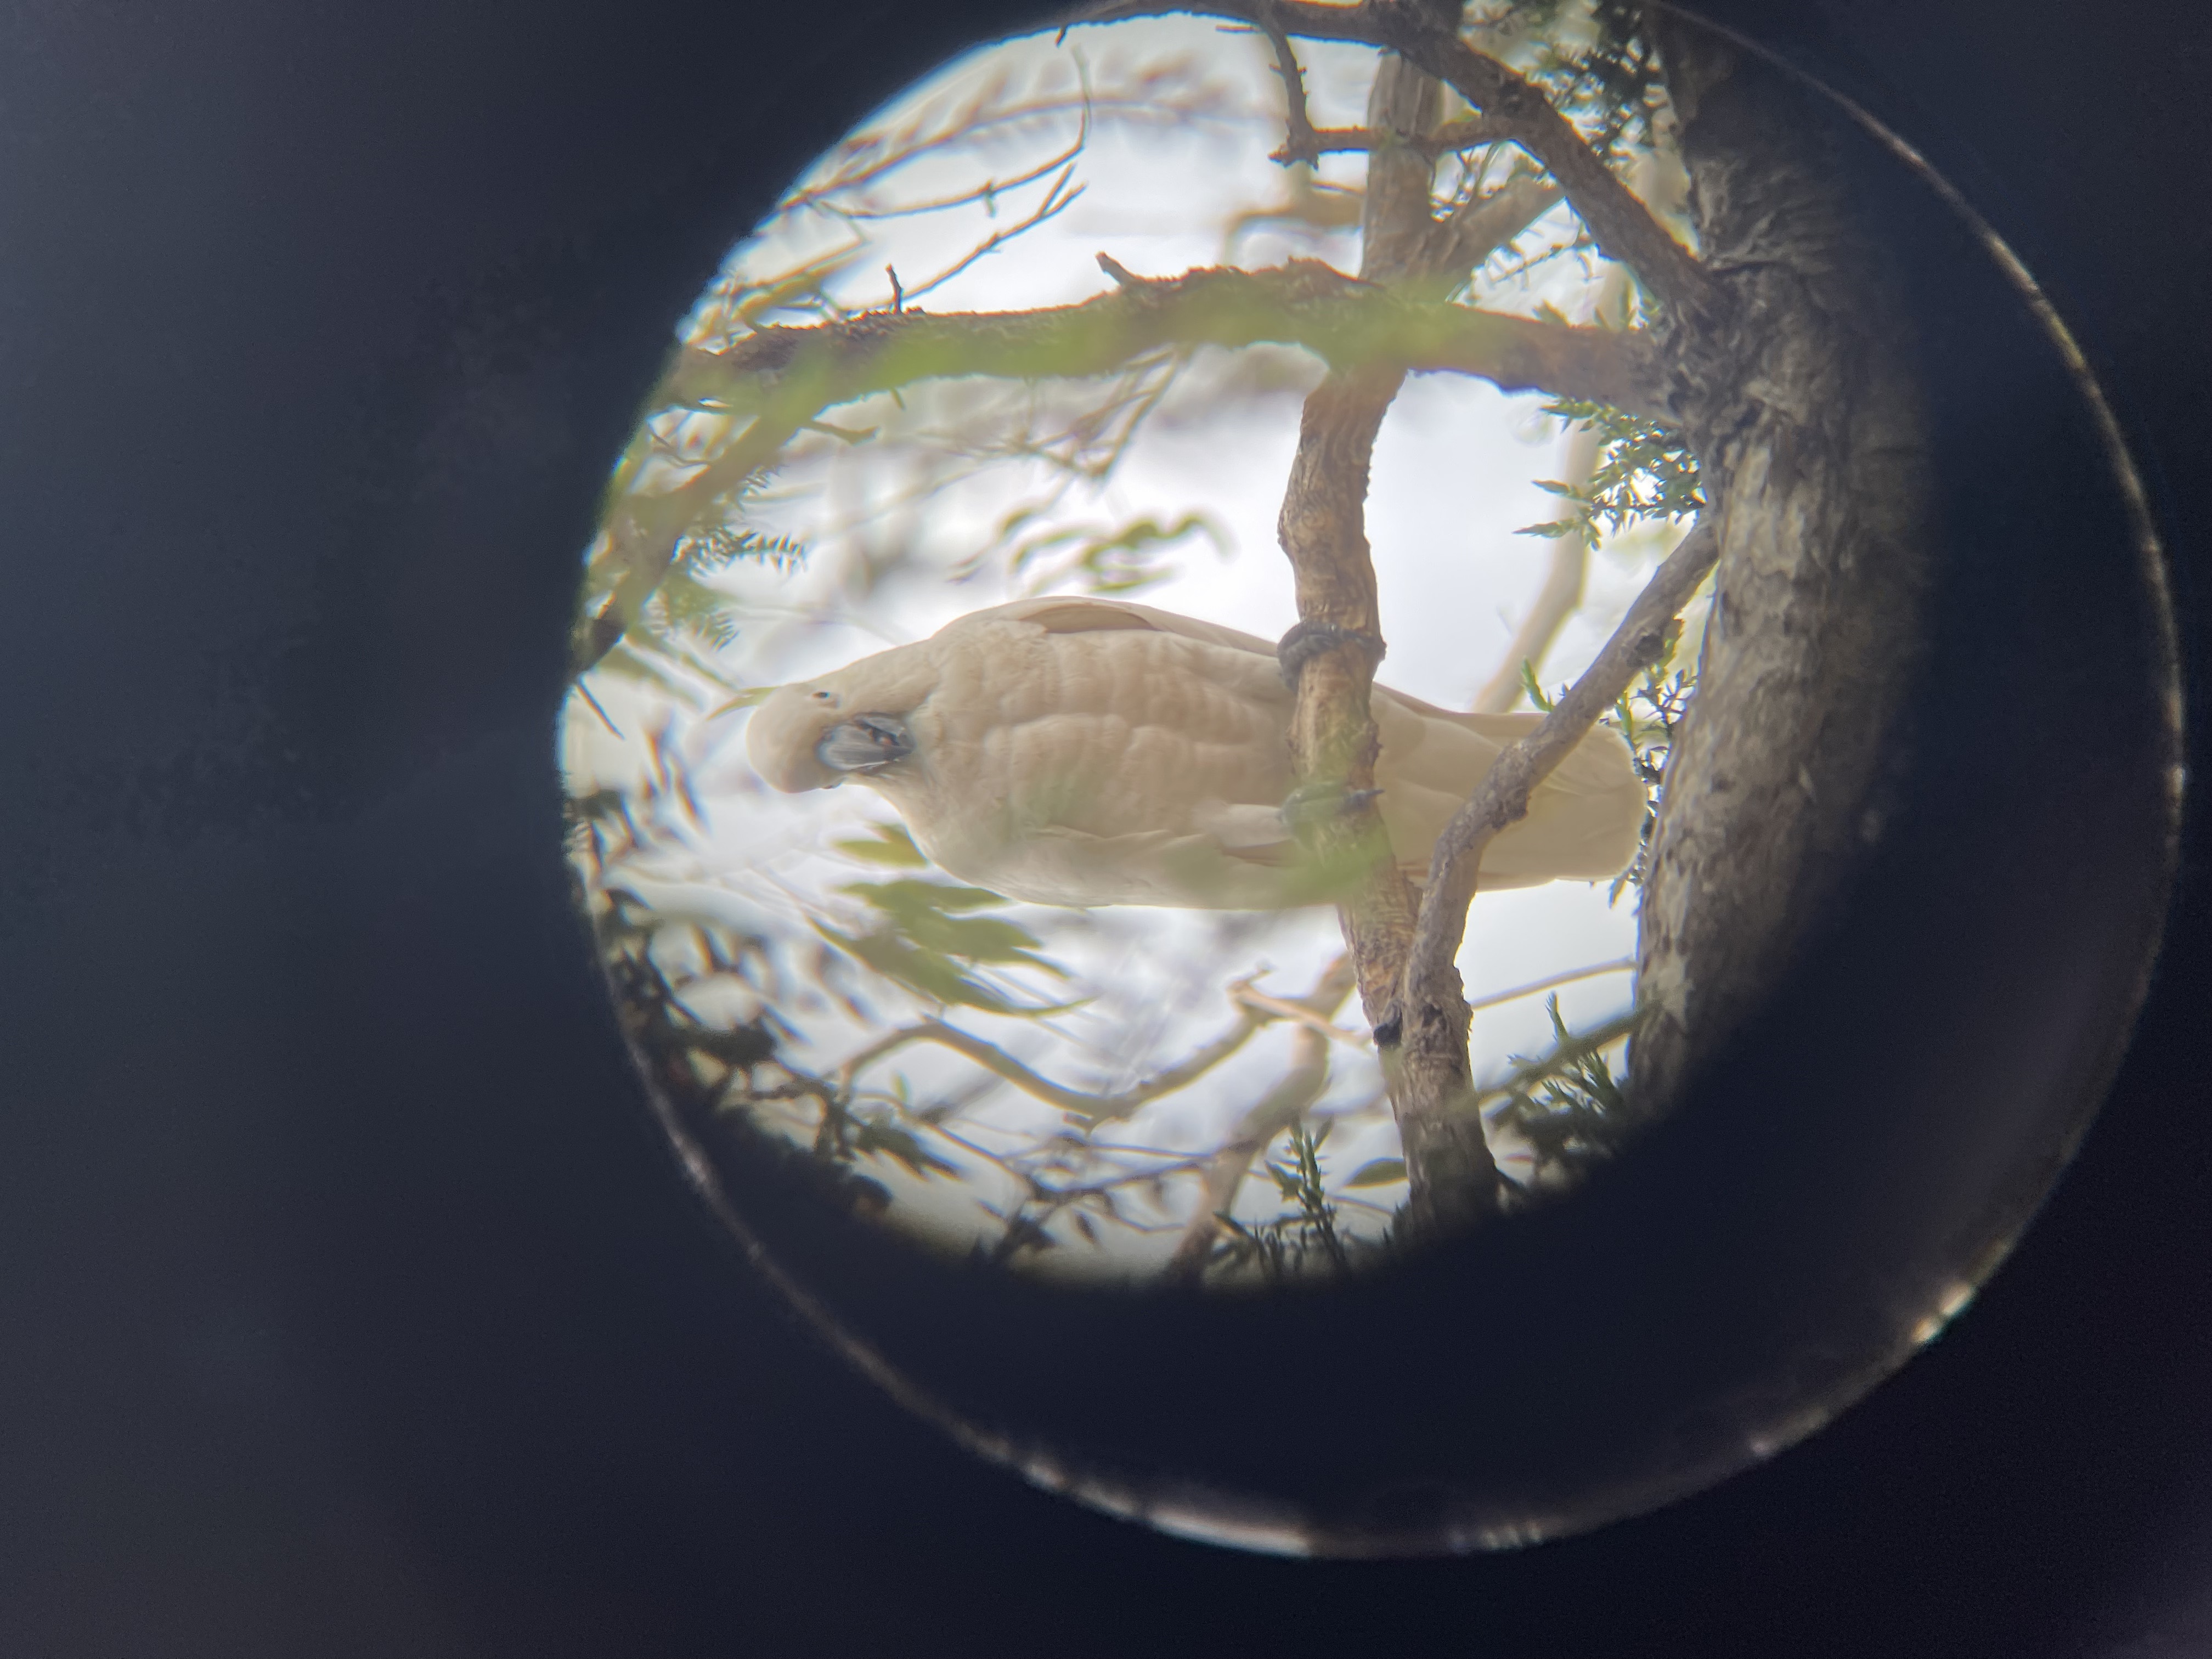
[{"left": 560, "top": 0, "right": 2179, "bottom": 1555}]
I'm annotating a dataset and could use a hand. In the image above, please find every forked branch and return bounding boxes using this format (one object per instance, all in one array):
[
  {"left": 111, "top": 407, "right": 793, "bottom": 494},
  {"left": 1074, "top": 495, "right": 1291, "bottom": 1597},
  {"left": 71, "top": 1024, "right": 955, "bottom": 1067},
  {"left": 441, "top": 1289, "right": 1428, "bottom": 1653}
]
[
  {"left": 1074, "top": 0, "right": 1713, "bottom": 317},
  {"left": 1386, "top": 518, "right": 1720, "bottom": 1043},
  {"left": 830, "top": 957, "right": 1379, "bottom": 1127}
]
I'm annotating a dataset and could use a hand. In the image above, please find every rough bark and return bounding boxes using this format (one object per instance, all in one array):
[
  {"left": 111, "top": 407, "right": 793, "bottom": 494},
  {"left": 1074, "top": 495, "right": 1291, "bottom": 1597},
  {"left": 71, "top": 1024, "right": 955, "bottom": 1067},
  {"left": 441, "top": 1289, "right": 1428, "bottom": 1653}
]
[{"left": 1629, "top": 21, "right": 1937, "bottom": 1113}]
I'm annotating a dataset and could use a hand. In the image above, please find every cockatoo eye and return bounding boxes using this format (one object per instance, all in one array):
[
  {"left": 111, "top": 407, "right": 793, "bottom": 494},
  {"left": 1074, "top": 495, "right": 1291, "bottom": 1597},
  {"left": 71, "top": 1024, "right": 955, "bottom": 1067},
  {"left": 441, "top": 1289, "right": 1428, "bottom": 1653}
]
[
  {"left": 810, "top": 690, "right": 835, "bottom": 703},
  {"left": 815, "top": 712, "right": 913, "bottom": 775}
]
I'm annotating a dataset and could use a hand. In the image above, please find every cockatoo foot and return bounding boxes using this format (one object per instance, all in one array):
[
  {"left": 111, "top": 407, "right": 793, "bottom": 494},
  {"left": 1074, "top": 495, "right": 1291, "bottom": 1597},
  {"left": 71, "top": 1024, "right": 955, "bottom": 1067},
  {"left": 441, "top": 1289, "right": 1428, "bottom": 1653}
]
[
  {"left": 1276, "top": 620, "right": 1386, "bottom": 688},
  {"left": 1279, "top": 781, "right": 1383, "bottom": 830}
]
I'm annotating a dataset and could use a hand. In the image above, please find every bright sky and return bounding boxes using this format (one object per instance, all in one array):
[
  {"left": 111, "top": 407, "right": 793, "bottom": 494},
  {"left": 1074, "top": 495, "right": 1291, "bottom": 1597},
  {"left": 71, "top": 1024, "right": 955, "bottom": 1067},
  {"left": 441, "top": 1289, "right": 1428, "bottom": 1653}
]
[{"left": 563, "top": 16, "right": 1694, "bottom": 1279}]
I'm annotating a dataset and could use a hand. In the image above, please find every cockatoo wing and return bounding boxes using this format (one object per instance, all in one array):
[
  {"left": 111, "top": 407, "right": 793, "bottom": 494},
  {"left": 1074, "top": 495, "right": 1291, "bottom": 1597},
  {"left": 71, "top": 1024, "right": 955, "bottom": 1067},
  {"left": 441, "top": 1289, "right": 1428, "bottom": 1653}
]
[
  {"left": 1367, "top": 686, "right": 1646, "bottom": 890},
  {"left": 746, "top": 596, "right": 1645, "bottom": 909},
  {"left": 974, "top": 597, "right": 1644, "bottom": 892},
  {"left": 885, "top": 599, "right": 1296, "bottom": 905}
]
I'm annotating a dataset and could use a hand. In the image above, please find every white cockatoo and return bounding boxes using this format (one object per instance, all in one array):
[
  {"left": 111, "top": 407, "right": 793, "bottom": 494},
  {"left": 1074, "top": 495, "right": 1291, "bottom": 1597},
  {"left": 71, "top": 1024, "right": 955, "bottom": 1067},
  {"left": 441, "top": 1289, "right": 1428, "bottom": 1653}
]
[{"left": 746, "top": 596, "right": 1644, "bottom": 910}]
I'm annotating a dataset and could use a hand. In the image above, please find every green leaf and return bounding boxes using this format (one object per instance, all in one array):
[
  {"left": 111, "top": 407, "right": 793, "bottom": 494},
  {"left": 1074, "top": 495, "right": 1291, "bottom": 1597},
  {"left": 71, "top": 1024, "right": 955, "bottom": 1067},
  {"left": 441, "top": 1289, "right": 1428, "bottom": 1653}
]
[
  {"left": 838, "top": 878, "right": 1008, "bottom": 916},
  {"left": 829, "top": 822, "right": 931, "bottom": 868},
  {"left": 653, "top": 567, "right": 742, "bottom": 650},
  {"left": 834, "top": 878, "right": 1070, "bottom": 972},
  {"left": 814, "top": 921, "right": 1082, "bottom": 1016},
  {"left": 1520, "top": 661, "right": 1555, "bottom": 713},
  {"left": 676, "top": 522, "right": 809, "bottom": 575},
  {"left": 814, "top": 922, "right": 1015, "bottom": 1013},
  {"left": 1343, "top": 1158, "right": 1407, "bottom": 1188}
]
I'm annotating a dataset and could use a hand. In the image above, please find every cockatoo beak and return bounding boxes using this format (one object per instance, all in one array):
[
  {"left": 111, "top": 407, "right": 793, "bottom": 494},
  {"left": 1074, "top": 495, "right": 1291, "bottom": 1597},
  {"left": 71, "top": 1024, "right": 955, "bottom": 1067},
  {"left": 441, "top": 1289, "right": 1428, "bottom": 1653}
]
[{"left": 815, "top": 713, "right": 914, "bottom": 777}]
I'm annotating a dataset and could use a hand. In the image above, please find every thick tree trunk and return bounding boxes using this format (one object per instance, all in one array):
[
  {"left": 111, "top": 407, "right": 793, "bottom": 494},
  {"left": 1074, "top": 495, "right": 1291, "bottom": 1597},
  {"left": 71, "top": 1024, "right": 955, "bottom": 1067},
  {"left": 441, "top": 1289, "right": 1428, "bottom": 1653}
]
[{"left": 1631, "top": 22, "right": 1937, "bottom": 1114}]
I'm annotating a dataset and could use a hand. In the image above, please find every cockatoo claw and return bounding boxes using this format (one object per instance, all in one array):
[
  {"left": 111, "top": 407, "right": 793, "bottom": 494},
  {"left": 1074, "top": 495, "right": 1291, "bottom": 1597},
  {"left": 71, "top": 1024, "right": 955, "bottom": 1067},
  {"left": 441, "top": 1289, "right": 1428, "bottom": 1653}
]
[
  {"left": 1279, "top": 781, "right": 1383, "bottom": 830},
  {"left": 815, "top": 713, "right": 914, "bottom": 775},
  {"left": 1277, "top": 619, "right": 1387, "bottom": 688}
]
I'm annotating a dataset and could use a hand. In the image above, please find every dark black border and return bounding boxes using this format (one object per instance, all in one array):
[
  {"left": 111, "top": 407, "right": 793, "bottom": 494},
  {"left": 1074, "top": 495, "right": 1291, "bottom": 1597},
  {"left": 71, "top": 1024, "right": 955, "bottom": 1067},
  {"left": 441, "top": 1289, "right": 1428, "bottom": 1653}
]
[{"left": 2, "top": 0, "right": 2204, "bottom": 1654}]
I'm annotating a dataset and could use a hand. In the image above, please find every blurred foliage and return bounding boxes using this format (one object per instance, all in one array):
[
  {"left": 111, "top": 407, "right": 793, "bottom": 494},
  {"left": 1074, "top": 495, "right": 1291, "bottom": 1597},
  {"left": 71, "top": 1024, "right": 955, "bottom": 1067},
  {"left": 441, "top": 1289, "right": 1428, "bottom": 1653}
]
[
  {"left": 1521, "top": 398, "right": 1704, "bottom": 549},
  {"left": 828, "top": 878, "right": 1073, "bottom": 991},
  {"left": 1489, "top": 995, "right": 1645, "bottom": 1189},
  {"left": 830, "top": 821, "right": 933, "bottom": 869},
  {"left": 1509, "top": 0, "right": 1669, "bottom": 166},
  {"left": 1607, "top": 658, "right": 1692, "bottom": 902},
  {"left": 1211, "top": 1122, "right": 1356, "bottom": 1282},
  {"left": 1005, "top": 509, "right": 1230, "bottom": 596}
]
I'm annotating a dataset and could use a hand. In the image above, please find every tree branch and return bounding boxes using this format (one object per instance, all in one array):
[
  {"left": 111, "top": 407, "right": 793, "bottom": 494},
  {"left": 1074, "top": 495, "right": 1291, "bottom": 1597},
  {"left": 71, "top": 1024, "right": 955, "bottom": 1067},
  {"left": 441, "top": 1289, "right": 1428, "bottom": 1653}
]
[
  {"left": 1167, "top": 956, "right": 1356, "bottom": 1277},
  {"left": 1267, "top": 30, "right": 1519, "bottom": 1235},
  {"left": 1282, "top": 114, "right": 1514, "bottom": 161},
  {"left": 1417, "top": 174, "right": 1562, "bottom": 296},
  {"left": 1229, "top": 953, "right": 1637, "bottom": 1043},
  {"left": 836, "top": 1002, "right": 1268, "bottom": 1125},
  {"left": 575, "top": 263, "right": 1667, "bottom": 676},
  {"left": 1074, "top": 0, "right": 1714, "bottom": 318},
  {"left": 1251, "top": 8, "right": 1325, "bottom": 165},
  {"left": 1229, "top": 977, "right": 1368, "bottom": 1046},
  {"left": 666, "top": 262, "right": 1665, "bottom": 418},
  {"left": 828, "top": 948, "right": 1400, "bottom": 1127},
  {"left": 1470, "top": 406, "right": 1602, "bottom": 711},
  {"left": 1384, "top": 518, "right": 1719, "bottom": 1042}
]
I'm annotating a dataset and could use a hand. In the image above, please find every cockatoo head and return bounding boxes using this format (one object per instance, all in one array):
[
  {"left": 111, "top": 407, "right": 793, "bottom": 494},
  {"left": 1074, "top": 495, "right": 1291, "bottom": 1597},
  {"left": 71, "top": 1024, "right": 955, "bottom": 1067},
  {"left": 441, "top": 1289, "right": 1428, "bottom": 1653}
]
[{"left": 746, "top": 681, "right": 916, "bottom": 793}]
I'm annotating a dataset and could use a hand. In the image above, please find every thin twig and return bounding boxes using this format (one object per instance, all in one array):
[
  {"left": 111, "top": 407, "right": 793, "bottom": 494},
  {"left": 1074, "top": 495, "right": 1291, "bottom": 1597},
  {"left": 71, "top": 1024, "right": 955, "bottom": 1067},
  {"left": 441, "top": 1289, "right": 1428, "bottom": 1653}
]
[
  {"left": 571, "top": 681, "right": 624, "bottom": 738},
  {"left": 1465, "top": 956, "right": 1635, "bottom": 1015},
  {"left": 1229, "top": 980, "right": 1368, "bottom": 1046},
  {"left": 895, "top": 161, "right": 1086, "bottom": 307},
  {"left": 1419, "top": 174, "right": 1563, "bottom": 295},
  {"left": 1167, "top": 955, "right": 1356, "bottom": 1276},
  {"left": 835, "top": 980, "right": 1278, "bottom": 1125},
  {"left": 1471, "top": 396, "right": 1609, "bottom": 710},
  {"left": 828, "top": 121, "right": 1090, "bottom": 224},
  {"left": 1249, "top": 12, "right": 1323, "bottom": 165},
  {"left": 1285, "top": 114, "right": 1514, "bottom": 160}
]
